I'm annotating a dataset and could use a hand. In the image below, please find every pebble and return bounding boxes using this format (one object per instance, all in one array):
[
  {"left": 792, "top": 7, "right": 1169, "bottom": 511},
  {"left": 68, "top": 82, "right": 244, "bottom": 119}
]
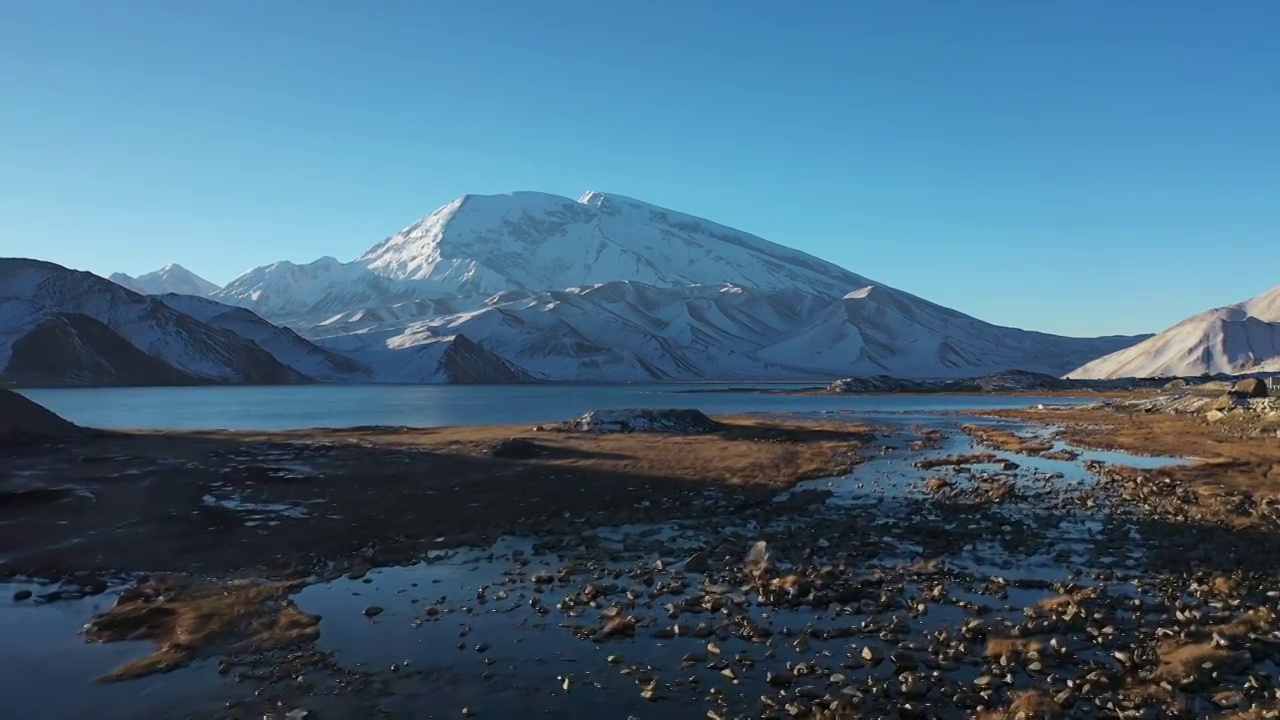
[
  {"left": 362, "top": 606, "right": 384, "bottom": 618},
  {"left": 12, "top": 590, "right": 32, "bottom": 602}
]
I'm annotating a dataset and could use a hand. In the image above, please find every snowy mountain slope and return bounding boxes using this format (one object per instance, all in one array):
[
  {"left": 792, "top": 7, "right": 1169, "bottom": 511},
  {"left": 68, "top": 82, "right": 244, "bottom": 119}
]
[
  {"left": 157, "top": 294, "right": 371, "bottom": 381},
  {"left": 316, "top": 298, "right": 464, "bottom": 331},
  {"left": 109, "top": 264, "right": 221, "bottom": 297},
  {"left": 357, "top": 191, "right": 873, "bottom": 299},
  {"left": 0, "top": 259, "right": 309, "bottom": 387},
  {"left": 1068, "top": 285, "right": 1280, "bottom": 378},
  {"left": 757, "top": 285, "right": 1144, "bottom": 378},
  {"left": 109, "top": 190, "right": 1154, "bottom": 383},
  {"left": 213, "top": 191, "right": 871, "bottom": 324},
  {"left": 1, "top": 311, "right": 204, "bottom": 387},
  {"left": 211, "top": 257, "right": 433, "bottom": 322},
  {"left": 310, "top": 280, "right": 1142, "bottom": 381},
  {"left": 306, "top": 282, "right": 811, "bottom": 381},
  {"left": 314, "top": 326, "right": 535, "bottom": 384}
]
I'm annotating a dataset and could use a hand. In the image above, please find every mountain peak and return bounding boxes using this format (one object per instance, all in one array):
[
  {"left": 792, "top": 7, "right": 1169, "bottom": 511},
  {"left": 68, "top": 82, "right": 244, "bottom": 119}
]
[
  {"left": 109, "top": 264, "right": 221, "bottom": 297},
  {"left": 350, "top": 190, "right": 873, "bottom": 301},
  {"left": 1069, "top": 284, "right": 1280, "bottom": 379}
]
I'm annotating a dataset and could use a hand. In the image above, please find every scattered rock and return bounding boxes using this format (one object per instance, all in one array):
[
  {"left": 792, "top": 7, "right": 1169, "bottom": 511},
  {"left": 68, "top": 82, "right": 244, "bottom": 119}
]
[
  {"left": 557, "top": 409, "right": 722, "bottom": 434},
  {"left": 682, "top": 551, "right": 712, "bottom": 573},
  {"left": 12, "top": 590, "right": 32, "bottom": 602},
  {"left": 363, "top": 606, "right": 384, "bottom": 618},
  {"left": 1231, "top": 378, "right": 1269, "bottom": 398}
]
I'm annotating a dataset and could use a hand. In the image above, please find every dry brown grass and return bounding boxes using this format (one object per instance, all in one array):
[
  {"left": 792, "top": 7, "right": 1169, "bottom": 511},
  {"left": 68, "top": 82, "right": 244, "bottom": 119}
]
[
  {"left": 204, "top": 415, "right": 876, "bottom": 489},
  {"left": 961, "top": 424, "right": 1055, "bottom": 454},
  {"left": 984, "top": 636, "right": 1045, "bottom": 657},
  {"left": 84, "top": 577, "right": 316, "bottom": 681},
  {"left": 971, "top": 690, "right": 1060, "bottom": 719},
  {"left": 1030, "top": 587, "right": 1100, "bottom": 614},
  {"left": 3, "top": 415, "right": 881, "bottom": 579},
  {"left": 986, "top": 406, "right": 1280, "bottom": 522},
  {"left": 915, "top": 453, "right": 999, "bottom": 470},
  {"left": 1035, "top": 594, "right": 1075, "bottom": 611},
  {"left": 923, "top": 476, "right": 953, "bottom": 493},
  {"left": 902, "top": 557, "right": 944, "bottom": 574},
  {"left": 1154, "top": 610, "right": 1272, "bottom": 683}
]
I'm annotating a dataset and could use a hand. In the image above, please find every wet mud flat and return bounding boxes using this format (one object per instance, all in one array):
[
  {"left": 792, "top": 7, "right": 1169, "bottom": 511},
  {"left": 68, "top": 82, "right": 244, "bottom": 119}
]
[
  {"left": 0, "top": 414, "right": 874, "bottom": 579},
  {"left": 5, "top": 410, "right": 1280, "bottom": 719}
]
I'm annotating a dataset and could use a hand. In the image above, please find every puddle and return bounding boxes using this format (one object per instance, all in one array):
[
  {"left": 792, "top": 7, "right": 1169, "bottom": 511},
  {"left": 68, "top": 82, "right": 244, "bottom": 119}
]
[
  {"left": 0, "top": 411, "right": 1202, "bottom": 718},
  {"left": 0, "top": 583, "right": 229, "bottom": 719}
]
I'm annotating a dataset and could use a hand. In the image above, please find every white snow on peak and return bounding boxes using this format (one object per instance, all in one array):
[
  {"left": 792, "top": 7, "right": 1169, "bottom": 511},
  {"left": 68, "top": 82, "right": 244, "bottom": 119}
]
[
  {"left": 843, "top": 287, "right": 877, "bottom": 300},
  {"left": 109, "top": 263, "right": 221, "bottom": 297},
  {"left": 1068, "top": 285, "right": 1280, "bottom": 379},
  {"left": 73, "top": 190, "right": 1155, "bottom": 385},
  {"left": 353, "top": 190, "right": 873, "bottom": 298}
]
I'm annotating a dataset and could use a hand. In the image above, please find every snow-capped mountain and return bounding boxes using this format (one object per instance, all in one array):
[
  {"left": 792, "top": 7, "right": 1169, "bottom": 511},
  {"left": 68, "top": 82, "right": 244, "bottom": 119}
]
[
  {"left": 357, "top": 191, "right": 872, "bottom": 297},
  {"left": 1068, "top": 285, "right": 1280, "bottom": 379},
  {"left": 212, "top": 191, "right": 872, "bottom": 323},
  {"left": 756, "top": 285, "right": 1145, "bottom": 378},
  {"left": 109, "top": 264, "right": 221, "bottom": 297},
  {"left": 200, "top": 190, "right": 1150, "bottom": 382},
  {"left": 308, "top": 280, "right": 1142, "bottom": 382},
  {"left": 157, "top": 294, "right": 371, "bottom": 382},
  {"left": 0, "top": 259, "right": 315, "bottom": 387},
  {"left": 211, "top": 257, "right": 430, "bottom": 322}
]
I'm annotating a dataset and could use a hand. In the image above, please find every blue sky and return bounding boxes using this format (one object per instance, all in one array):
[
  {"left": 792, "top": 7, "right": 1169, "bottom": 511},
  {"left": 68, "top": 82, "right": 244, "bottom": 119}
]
[{"left": 1, "top": 0, "right": 1276, "bottom": 337}]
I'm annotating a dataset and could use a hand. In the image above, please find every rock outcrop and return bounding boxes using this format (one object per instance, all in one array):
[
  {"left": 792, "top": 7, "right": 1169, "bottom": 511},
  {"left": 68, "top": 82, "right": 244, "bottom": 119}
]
[{"left": 0, "top": 388, "right": 83, "bottom": 445}]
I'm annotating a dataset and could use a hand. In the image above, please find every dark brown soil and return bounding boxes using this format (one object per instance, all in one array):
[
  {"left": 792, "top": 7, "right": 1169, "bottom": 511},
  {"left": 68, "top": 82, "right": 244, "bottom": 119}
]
[{"left": 0, "top": 416, "right": 875, "bottom": 579}]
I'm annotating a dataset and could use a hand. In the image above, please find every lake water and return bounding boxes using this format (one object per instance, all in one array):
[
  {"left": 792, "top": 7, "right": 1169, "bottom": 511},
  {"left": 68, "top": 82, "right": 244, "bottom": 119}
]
[{"left": 19, "top": 384, "right": 1091, "bottom": 431}]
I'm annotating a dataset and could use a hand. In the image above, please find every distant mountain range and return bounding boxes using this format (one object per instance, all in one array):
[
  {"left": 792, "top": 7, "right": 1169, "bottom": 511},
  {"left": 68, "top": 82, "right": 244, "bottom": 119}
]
[
  {"left": 110, "top": 264, "right": 220, "bottom": 297},
  {"left": 3, "top": 191, "right": 1163, "bottom": 386},
  {"left": 1068, "top": 285, "right": 1280, "bottom": 379}
]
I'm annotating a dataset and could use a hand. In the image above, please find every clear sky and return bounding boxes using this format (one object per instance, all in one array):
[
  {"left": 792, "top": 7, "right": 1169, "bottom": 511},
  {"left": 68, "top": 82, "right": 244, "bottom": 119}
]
[{"left": 2, "top": 1, "right": 1276, "bottom": 337}]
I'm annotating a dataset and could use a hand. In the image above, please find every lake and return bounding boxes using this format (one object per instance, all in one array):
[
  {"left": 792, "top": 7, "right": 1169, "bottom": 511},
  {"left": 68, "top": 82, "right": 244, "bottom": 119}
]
[{"left": 18, "top": 384, "right": 1091, "bottom": 431}]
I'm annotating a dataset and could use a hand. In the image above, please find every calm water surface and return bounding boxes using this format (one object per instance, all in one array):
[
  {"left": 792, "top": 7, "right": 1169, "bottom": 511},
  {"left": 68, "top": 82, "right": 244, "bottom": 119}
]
[{"left": 20, "top": 384, "right": 1090, "bottom": 431}]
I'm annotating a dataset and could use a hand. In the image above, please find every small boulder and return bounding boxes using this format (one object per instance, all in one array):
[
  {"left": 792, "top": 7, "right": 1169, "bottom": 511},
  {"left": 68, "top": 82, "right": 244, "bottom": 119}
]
[
  {"left": 558, "top": 409, "right": 721, "bottom": 434},
  {"left": 1210, "top": 393, "right": 1245, "bottom": 412},
  {"left": 1231, "top": 378, "right": 1269, "bottom": 398},
  {"left": 682, "top": 551, "right": 711, "bottom": 573}
]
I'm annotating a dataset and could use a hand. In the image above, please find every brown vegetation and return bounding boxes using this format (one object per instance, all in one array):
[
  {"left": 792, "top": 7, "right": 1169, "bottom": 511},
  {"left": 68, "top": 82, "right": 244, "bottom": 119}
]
[
  {"left": 83, "top": 577, "right": 317, "bottom": 681},
  {"left": 986, "top": 406, "right": 1280, "bottom": 523},
  {"left": 972, "top": 690, "right": 1061, "bottom": 719},
  {"left": 961, "top": 424, "right": 1054, "bottom": 454},
  {"left": 1154, "top": 610, "right": 1271, "bottom": 683},
  {"left": 923, "top": 476, "right": 953, "bottom": 493},
  {"left": 1, "top": 415, "right": 876, "bottom": 577},
  {"left": 914, "top": 453, "right": 999, "bottom": 469}
]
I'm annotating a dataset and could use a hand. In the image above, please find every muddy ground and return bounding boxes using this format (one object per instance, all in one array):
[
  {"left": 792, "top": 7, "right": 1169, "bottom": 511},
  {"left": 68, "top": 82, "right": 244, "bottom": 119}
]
[
  {"left": 5, "top": 406, "right": 1280, "bottom": 719},
  {"left": 0, "top": 415, "right": 874, "bottom": 579}
]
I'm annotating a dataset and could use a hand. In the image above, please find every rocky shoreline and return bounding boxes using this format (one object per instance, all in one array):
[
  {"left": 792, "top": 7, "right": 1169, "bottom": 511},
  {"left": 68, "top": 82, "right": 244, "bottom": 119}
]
[{"left": 4, "top": 400, "right": 1280, "bottom": 719}]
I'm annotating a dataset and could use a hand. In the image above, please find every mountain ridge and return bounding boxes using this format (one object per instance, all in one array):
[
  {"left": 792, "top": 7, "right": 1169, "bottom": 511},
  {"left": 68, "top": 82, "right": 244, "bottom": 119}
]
[
  {"left": 16, "top": 190, "right": 1159, "bottom": 384},
  {"left": 110, "top": 263, "right": 222, "bottom": 297},
  {"left": 1068, "top": 285, "right": 1280, "bottom": 379}
]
